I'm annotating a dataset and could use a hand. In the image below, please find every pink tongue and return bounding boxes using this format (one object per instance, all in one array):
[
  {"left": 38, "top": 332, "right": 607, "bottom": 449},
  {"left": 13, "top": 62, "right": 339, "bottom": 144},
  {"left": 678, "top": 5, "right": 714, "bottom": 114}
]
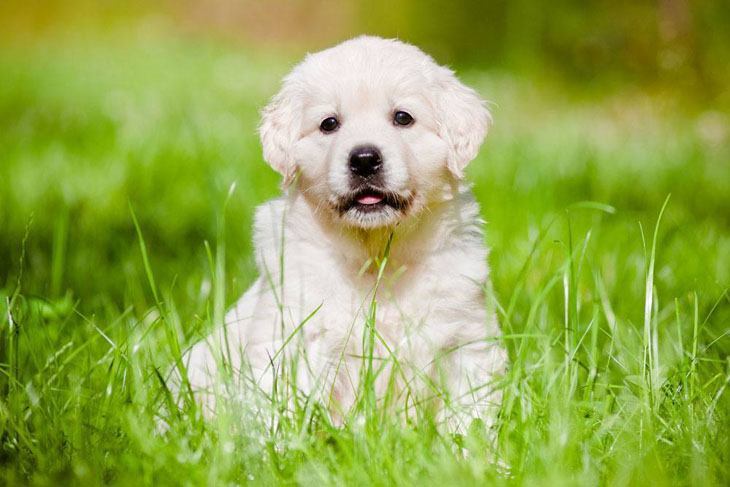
[{"left": 357, "top": 194, "right": 384, "bottom": 205}]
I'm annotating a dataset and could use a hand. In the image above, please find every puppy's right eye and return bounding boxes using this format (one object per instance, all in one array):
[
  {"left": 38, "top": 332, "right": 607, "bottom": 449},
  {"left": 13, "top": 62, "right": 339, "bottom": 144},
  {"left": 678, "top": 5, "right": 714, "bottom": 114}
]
[{"left": 320, "top": 117, "right": 339, "bottom": 133}]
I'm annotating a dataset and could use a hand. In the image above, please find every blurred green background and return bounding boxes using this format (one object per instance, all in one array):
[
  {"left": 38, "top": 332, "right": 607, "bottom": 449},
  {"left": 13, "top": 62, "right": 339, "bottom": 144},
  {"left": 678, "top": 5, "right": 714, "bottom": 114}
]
[
  {"left": 1, "top": 0, "right": 728, "bottom": 307},
  {"left": 4, "top": 0, "right": 730, "bottom": 96}
]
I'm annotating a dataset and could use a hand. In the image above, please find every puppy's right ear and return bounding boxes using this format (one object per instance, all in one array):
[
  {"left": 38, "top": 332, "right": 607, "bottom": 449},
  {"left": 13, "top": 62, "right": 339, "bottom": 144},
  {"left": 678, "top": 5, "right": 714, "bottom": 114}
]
[
  {"left": 434, "top": 66, "right": 492, "bottom": 179},
  {"left": 259, "top": 82, "right": 302, "bottom": 187}
]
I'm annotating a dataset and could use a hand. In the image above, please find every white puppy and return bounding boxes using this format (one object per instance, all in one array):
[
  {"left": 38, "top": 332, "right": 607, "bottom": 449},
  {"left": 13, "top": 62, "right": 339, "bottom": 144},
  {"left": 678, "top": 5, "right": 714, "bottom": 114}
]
[{"left": 178, "top": 36, "right": 506, "bottom": 432}]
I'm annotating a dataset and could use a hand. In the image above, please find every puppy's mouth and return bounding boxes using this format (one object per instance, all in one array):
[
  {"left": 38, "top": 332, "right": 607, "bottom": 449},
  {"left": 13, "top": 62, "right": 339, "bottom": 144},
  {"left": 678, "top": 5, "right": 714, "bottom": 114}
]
[{"left": 335, "top": 187, "right": 412, "bottom": 216}]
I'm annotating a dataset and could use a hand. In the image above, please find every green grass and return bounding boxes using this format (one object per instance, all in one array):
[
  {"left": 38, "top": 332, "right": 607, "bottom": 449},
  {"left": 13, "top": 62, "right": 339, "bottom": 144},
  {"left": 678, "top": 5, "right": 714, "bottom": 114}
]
[{"left": 1, "top": 32, "right": 729, "bottom": 485}]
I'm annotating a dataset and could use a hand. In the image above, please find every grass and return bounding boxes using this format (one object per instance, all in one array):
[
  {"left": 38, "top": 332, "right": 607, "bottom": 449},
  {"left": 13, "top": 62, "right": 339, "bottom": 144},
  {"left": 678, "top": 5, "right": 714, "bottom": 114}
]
[{"left": 1, "top": 30, "right": 729, "bottom": 485}]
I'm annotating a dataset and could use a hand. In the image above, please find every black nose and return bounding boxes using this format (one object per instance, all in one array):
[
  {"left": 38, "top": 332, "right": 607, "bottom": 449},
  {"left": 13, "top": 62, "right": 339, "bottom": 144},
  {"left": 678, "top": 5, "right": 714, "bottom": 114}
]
[{"left": 349, "top": 146, "right": 383, "bottom": 178}]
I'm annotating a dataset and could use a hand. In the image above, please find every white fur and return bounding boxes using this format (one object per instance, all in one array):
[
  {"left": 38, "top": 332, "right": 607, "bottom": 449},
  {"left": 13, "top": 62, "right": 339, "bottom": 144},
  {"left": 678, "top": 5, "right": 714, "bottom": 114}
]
[{"left": 178, "top": 36, "right": 506, "bottom": 432}]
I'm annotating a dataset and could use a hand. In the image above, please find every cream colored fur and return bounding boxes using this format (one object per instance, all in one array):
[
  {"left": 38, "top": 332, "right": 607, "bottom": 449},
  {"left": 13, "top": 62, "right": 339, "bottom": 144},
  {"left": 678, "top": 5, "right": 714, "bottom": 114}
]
[{"left": 179, "top": 36, "right": 506, "bottom": 432}]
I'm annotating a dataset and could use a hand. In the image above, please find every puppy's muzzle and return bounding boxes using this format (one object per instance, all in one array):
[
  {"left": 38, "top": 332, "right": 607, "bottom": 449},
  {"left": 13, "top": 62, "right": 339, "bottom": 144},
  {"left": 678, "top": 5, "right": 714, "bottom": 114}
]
[{"left": 349, "top": 145, "right": 382, "bottom": 179}]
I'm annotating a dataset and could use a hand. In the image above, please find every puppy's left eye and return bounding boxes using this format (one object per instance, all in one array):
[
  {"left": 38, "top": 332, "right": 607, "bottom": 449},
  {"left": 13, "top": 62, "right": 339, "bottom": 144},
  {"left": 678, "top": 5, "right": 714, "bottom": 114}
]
[
  {"left": 320, "top": 116, "right": 339, "bottom": 133},
  {"left": 394, "top": 111, "right": 414, "bottom": 126}
]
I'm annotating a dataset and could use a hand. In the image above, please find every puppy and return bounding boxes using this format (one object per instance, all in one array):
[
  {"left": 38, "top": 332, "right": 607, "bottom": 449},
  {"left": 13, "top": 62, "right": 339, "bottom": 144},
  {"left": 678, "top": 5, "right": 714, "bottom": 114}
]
[{"left": 179, "top": 36, "right": 506, "bottom": 432}]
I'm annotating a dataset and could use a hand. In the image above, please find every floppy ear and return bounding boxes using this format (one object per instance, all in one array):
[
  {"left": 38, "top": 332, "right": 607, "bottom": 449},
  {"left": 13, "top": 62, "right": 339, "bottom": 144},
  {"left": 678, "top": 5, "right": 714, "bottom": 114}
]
[
  {"left": 259, "top": 82, "right": 302, "bottom": 187},
  {"left": 435, "top": 67, "right": 492, "bottom": 178}
]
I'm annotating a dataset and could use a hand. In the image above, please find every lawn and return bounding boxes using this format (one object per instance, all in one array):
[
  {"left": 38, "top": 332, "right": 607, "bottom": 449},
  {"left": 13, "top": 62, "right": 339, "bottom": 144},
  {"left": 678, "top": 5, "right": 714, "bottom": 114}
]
[{"left": 1, "top": 30, "right": 729, "bottom": 485}]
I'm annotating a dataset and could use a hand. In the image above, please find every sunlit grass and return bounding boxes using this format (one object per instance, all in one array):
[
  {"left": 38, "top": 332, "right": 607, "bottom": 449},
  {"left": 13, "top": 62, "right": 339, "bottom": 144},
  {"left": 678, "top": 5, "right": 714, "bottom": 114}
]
[{"left": 1, "top": 33, "right": 728, "bottom": 485}]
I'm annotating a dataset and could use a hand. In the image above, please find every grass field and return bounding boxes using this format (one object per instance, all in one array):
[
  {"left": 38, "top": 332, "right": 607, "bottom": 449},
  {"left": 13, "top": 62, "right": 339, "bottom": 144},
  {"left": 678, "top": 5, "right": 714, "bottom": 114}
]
[{"left": 1, "top": 31, "right": 729, "bottom": 485}]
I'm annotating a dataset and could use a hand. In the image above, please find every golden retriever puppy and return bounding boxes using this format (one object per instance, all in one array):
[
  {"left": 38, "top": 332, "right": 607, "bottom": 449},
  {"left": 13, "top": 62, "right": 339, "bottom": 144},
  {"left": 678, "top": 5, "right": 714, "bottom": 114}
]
[{"left": 179, "top": 36, "right": 506, "bottom": 432}]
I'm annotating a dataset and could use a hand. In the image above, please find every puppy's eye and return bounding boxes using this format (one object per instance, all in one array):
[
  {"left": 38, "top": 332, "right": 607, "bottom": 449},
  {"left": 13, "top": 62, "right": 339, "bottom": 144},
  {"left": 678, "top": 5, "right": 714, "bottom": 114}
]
[
  {"left": 394, "top": 111, "right": 414, "bottom": 126},
  {"left": 320, "top": 116, "right": 339, "bottom": 133}
]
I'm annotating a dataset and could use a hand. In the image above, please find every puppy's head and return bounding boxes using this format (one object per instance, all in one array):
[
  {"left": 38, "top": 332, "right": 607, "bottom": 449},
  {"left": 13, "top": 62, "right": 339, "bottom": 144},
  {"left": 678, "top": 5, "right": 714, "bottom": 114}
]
[{"left": 260, "top": 36, "right": 491, "bottom": 229}]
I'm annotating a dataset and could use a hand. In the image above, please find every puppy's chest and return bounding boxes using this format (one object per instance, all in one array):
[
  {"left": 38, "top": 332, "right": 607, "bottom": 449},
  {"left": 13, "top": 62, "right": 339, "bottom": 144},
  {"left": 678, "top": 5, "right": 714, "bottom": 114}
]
[{"left": 292, "top": 257, "right": 459, "bottom": 348}]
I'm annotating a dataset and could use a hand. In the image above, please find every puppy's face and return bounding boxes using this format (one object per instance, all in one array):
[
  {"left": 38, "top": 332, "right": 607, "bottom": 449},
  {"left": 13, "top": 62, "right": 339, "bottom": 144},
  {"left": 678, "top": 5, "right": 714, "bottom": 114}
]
[{"left": 260, "top": 36, "right": 491, "bottom": 229}]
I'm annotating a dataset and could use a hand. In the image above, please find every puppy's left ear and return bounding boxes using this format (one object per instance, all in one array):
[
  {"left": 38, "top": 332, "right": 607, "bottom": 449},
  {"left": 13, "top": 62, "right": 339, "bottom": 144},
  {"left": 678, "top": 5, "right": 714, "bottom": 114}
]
[
  {"left": 435, "top": 67, "right": 492, "bottom": 178},
  {"left": 259, "top": 82, "right": 302, "bottom": 187}
]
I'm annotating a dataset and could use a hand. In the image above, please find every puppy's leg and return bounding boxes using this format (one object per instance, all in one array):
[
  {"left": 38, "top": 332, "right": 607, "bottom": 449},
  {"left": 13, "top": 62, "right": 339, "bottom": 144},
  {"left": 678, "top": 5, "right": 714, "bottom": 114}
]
[
  {"left": 168, "top": 280, "right": 263, "bottom": 417},
  {"left": 442, "top": 339, "right": 507, "bottom": 436}
]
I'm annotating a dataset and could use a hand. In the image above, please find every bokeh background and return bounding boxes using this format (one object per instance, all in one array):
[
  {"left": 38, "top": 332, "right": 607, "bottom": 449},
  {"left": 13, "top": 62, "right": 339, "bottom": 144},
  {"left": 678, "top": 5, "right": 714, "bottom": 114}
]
[
  {"left": 4, "top": 0, "right": 730, "bottom": 92},
  {"left": 2, "top": 0, "right": 728, "bottom": 304}
]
